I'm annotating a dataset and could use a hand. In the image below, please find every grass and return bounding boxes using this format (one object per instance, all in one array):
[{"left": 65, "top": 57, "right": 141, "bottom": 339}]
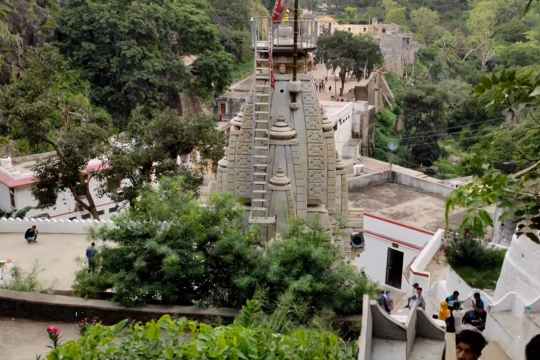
[{"left": 452, "top": 265, "right": 502, "bottom": 290}]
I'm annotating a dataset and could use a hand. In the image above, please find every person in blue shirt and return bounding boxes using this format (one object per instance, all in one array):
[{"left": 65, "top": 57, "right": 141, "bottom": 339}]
[{"left": 85, "top": 242, "right": 98, "bottom": 273}]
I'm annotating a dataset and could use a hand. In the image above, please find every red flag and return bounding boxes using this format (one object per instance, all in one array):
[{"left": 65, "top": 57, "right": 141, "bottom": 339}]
[{"left": 272, "top": 0, "right": 284, "bottom": 23}]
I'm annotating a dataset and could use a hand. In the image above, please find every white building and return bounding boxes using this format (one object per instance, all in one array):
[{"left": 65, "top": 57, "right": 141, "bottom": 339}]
[
  {"left": 0, "top": 154, "right": 121, "bottom": 220},
  {"left": 356, "top": 212, "right": 444, "bottom": 292}
]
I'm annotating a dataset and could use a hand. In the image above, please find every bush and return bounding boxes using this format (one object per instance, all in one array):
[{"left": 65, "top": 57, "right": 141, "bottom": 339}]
[
  {"left": 48, "top": 315, "right": 356, "bottom": 360},
  {"left": 72, "top": 265, "right": 113, "bottom": 299},
  {"left": 1, "top": 263, "right": 42, "bottom": 292},
  {"left": 447, "top": 236, "right": 506, "bottom": 269},
  {"left": 75, "top": 177, "right": 377, "bottom": 322}
]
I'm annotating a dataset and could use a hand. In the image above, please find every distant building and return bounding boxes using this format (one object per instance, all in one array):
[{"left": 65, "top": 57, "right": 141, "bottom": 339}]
[
  {"left": 0, "top": 154, "right": 121, "bottom": 219},
  {"left": 317, "top": 16, "right": 418, "bottom": 77}
]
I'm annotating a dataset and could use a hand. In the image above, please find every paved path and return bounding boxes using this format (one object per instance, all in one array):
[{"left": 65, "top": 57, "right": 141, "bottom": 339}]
[
  {"left": 0, "top": 233, "right": 93, "bottom": 291},
  {"left": 0, "top": 317, "right": 79, "bottom": 360}
]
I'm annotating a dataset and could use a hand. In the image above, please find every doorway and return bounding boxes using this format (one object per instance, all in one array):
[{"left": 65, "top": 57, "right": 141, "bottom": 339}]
[{"left": 385, "top": 248, "right": 403, "bottom": 289}]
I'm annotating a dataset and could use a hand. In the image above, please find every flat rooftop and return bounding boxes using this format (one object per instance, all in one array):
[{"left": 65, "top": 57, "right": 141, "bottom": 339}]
[{"left": 349, "top": 183, "right": 463, "bottom": 232}]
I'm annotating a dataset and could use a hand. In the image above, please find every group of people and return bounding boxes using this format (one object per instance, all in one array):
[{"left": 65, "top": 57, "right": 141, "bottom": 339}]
[
  {"left": 437, "top": 291, "right": 486, "bottom": 332},
  {"left": 316, "top": 77, "right": 329, "bottom": 93},
  {"left": 24, "top": 225, "right": 98, "bottom": 271}
]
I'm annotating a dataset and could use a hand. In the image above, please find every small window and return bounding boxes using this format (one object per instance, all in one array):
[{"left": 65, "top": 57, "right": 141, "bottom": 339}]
[
  {"left": 109, "top": 206, "right": 119, "bottom": 213},
  {"left": 69, "top": 217, "right": 77, "bottom": 221},
  {"left": 82, "top": 213, "right": 91, "bottom": 219},
  {"left": 97, "top": 210, "right": 105, "bottom": 216}
]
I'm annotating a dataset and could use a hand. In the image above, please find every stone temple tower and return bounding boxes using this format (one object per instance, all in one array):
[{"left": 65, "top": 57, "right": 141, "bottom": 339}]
[{"left": 217, "top": 9, "right": 348, "bottom": 240}]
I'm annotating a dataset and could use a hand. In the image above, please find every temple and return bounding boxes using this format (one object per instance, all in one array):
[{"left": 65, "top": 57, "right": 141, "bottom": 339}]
[{"left": 216, "top": 11, "right": 348, "bottom": 240}]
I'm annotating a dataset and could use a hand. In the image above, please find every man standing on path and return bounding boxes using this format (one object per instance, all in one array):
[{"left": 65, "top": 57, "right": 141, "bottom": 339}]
[{"left": 86, "top": 242, "right": 98, "bottom": 272}]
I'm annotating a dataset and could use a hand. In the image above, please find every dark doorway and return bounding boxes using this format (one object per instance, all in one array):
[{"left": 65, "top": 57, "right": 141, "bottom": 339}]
[{"left": 385, "top": 248, "right": 403, "bottom": 289}]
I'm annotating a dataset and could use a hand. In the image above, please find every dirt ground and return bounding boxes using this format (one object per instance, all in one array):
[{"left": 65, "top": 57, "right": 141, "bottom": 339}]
[
  {"left": 0, "top": 318, "right": 80, "bottom": 360},
  {"left": 0, "top": 233, "right": 95, "bottom": 291}
]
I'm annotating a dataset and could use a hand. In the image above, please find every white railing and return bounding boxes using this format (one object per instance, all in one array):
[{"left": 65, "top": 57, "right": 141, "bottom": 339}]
[{"left": 0, "top": 217, "right": 111, "bottom": 234}]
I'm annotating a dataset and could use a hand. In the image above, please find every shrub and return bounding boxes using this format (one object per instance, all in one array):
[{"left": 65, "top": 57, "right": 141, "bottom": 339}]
[
  {"left": 48, "top": 315, "right": 356, "bottom": 360},
  {"left": 447, "top": 236, "right": 506, "bottom": 269},
  {"left": 1, "top": 263, "right": 42, "bottom": 292},
  {"left": 76, "top": 177, "right": 377, "bottom": 322}
]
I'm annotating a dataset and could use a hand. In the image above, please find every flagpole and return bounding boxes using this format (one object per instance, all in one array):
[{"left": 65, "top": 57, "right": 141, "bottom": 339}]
[{"left": 292, "top": 0, "right": 298, "bottom": 82}]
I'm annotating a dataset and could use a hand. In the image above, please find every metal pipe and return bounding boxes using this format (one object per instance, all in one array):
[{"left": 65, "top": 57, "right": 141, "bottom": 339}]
[{"left": 293, "top": 0, "right": 298, "bottom": 82}]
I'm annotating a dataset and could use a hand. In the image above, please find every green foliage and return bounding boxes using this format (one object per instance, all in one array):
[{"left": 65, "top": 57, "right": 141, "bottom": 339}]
[
  {"left": 446, "top": 235, "right": 506, "bottom": 289},
  {"left": 100, "top": 108, "right": 223, "bottom": 204},
  {"left": 82, "top": 177, "right": 258, "bottom": 307},
  {"left": 57, "top": 0, "right": 233, "bottom": 126},
  {"left": 48, "top": 315, "right": 356, "bottom": 360},
  {"left": 1, "top": 263, "right": 43, "bottom": 292},
  {"left": 0, "top": 206, "right": 31, "bottom": 218},
  {"left": 72, "top": 265, "right": 113, "bottom": 299},
  {"left": 317, "top": 31, "right": 383, "bottom": 96},
  {"left": 0, "top": 45, "right": 112, "bottom": 218},
  {"left": 78, "top": 177, "right": 377, "bottom": 318},
  {"left": 400, "top": 82, "right": 447, "bottom": 166}
]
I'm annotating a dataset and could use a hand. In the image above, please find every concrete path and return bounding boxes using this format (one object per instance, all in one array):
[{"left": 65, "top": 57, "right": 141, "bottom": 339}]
[
  {"left": 0, "top": 317, "right": 79, "bottom": 360},
  {"left": 0, "top": 233, "right": 93, "bottom": 291}
]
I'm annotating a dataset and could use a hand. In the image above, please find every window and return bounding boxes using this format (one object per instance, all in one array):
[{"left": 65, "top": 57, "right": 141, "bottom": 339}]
[
  {"left": 97, "top": 210, "right": 105, "bottom": 216},
  {"left": 82, "top": 213, "right": 91, "bottom": 219},
  {"left": 109, "top": 206, "right": 119, "bottom": 213},
  {"left": 69, "top": 217, "right": 77, "bottom": 221},
  {"left": 9, "top": 188, "right": 15, "bottom": 208}
]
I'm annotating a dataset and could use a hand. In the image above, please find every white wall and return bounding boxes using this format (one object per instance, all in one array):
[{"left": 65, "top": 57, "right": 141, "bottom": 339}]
[
  {"left": 0, "top": 183, "right": 12, "bottom": 212},
  {"left": 0, "top": 217, "right": 109, "bottom": 234},
  {"left": 494, "top": 233, "right": 540, "bottom": 303},
  {"left": 355, "top": 214, "right": 434, "bottom": 291},
  {"left": 12, "top": 177, "right": 120, "bottom": 220},
  {"left": 322, "top": 101, "right": 354, "bottom": 158}
]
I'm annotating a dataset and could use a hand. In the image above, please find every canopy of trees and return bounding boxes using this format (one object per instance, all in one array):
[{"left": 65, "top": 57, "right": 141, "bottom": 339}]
[
  {"left": 75, "top": 177, "right": 377, "bottom": 317},
  {"left": 317, "top": 31, "right": 382, "bottom": 96}
]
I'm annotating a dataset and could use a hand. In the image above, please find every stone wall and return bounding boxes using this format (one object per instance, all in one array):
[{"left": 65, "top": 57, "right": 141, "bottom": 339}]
[{"left": 0, "top": 289, "right": 237, "bottom": 324}]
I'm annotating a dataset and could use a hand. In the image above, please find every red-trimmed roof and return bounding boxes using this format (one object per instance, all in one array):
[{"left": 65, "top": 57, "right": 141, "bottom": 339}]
[{"left": 0, "top": 159, "right": 108, "bottom": 189}]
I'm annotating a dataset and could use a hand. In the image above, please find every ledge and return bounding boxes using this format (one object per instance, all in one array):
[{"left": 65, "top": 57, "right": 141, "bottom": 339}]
[{"left": 0, "top": 289, "right": 238, "bottom": 324}]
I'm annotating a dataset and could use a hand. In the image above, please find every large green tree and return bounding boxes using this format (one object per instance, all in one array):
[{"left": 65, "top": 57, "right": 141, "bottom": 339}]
[
  {"left": 77, "top": 177, "right": 377, "bottom": 314},
  {"left": 0, "top": 46, "right": 111, "bottom": 219},
  {"left": 100, "top": 107, "right": 225, "bottom": 205},
  {"left": 317, "top": 31, "right": 383, "bottom": 96},
  {"left": 400, "top": 83, "right": 448, "bottom": 166},
  {"left": 57, "top": 0, "right": 233, "bottom": 126}
]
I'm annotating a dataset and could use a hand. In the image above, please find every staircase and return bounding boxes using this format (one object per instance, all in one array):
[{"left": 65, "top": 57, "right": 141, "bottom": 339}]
[{"left": 249, "top": 22, "right": 275, "bottom": 225}]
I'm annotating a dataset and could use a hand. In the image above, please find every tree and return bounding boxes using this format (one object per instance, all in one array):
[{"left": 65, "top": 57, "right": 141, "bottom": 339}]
[
  {"left": 85, "top": 177, "right": 260, "bottom": 306},
  {"left": 57, "top": 0, "right": 233, "bottom": 127},
  {"left": 0, "top": 46, "right": 111, "bottom": 219},
  {"left": 400, "top": 83, "right": 448, "bottom": 166},
  {"left": 317, "top": 31, "right": 383, "bottom": 96},
  {"left": 410, "top": 7, "right": 444, "bottom": 46},
  {"left": 0, "top": 0, "right": 58, "bottom": 84},
  {"left": 77, "top": 178, "right": 377, "bottom": 312},
  {"left": 100, "top": 108, "right": 225, "bottom": 205},
  {"left": 383, "top": 0, "right": 408, "bottom": 28}
]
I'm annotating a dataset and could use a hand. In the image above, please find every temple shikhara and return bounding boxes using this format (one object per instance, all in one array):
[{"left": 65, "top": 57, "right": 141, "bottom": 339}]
[{"left": 217, "top": 5, "right": 348, "bottom": 240}]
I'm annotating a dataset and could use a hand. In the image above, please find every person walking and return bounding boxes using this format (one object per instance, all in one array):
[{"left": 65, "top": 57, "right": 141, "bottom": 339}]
[
  {"left": 86, "top": 242, "right": 98, "bottom": 273},
  {"left": 24, "top": 225, "right": 38, "bottom": 244}
]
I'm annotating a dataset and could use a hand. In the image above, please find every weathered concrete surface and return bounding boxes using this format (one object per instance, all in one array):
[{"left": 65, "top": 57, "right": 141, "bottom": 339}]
[
  {"left": 371, "top": 338, "right": 406, "bottom": 360},
  {"left": 349, "top": 183, "right": 464, "bottom": 232},
  {"left": 0, "top": 233, "right": 91, "bottom": 290},
  {"left": 0, "top": 317, "right": 79, "bottom": 360},
  {"left": 0, "top": 289, "right": 238, "bottom": 324},
  {"left": 409, "top": 338, "right": 445, "bottom": 360}
]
